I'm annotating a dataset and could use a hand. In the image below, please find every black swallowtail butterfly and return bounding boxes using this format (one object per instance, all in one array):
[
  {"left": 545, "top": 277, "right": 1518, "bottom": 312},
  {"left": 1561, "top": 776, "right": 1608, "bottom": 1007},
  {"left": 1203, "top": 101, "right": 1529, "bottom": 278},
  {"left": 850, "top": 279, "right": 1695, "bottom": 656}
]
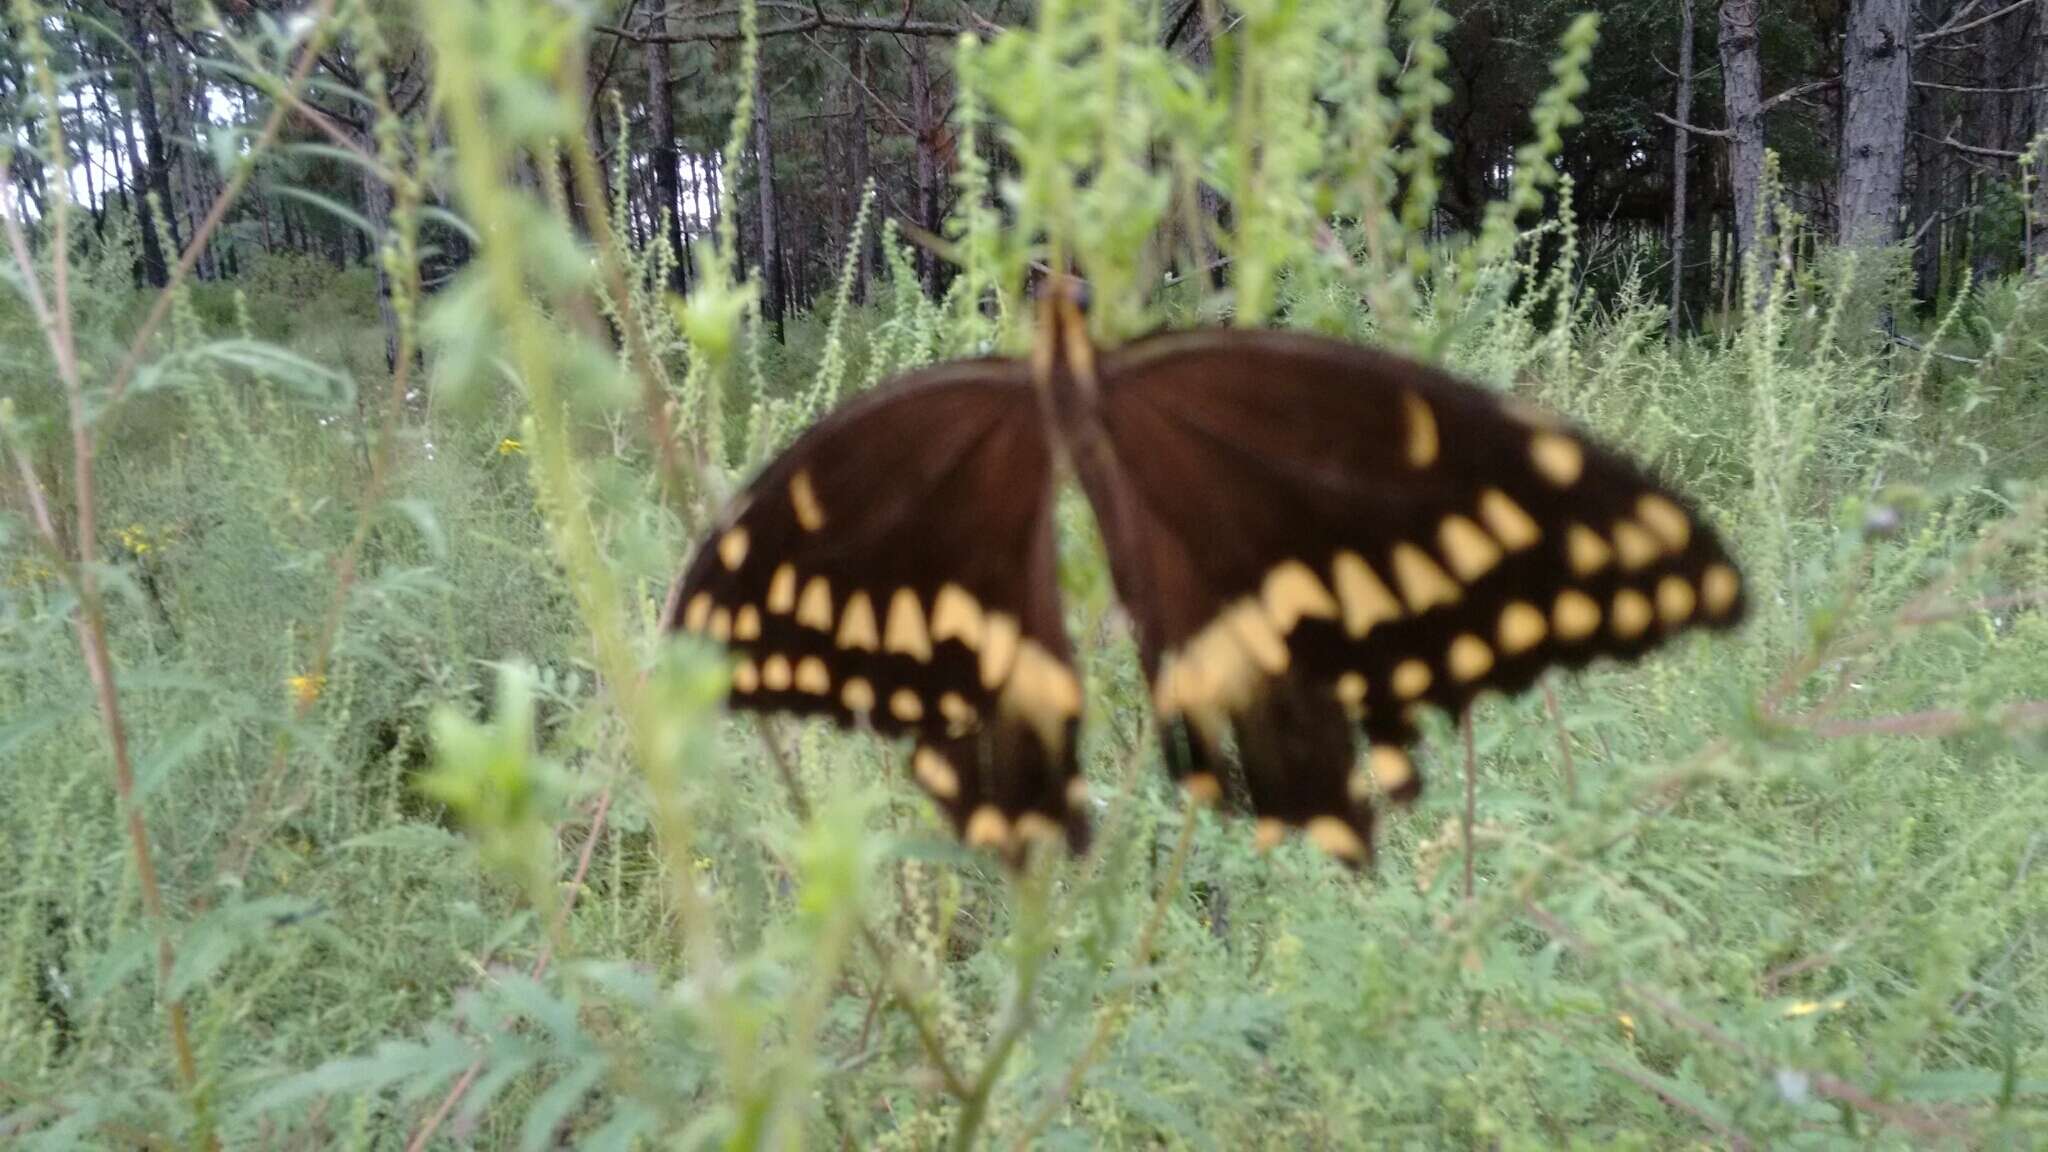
[{"left": 666, "top": 285, "right": 1744, "bottom": 866}]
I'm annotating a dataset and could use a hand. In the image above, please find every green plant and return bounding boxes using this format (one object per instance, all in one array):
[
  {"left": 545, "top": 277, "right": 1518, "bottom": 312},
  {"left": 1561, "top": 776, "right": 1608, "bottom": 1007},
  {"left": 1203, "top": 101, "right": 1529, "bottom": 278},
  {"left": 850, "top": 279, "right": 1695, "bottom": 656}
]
[{"left": 3, "top": 0, "right": 2046, "bottom": 1148}]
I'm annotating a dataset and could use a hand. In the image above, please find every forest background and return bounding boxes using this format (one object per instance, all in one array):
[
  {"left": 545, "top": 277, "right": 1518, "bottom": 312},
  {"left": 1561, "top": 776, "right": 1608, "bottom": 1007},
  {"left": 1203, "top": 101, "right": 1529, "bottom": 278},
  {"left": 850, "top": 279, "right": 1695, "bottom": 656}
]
[{"left": 4, "top": 0, "right": 2048, "bottom": 1147}]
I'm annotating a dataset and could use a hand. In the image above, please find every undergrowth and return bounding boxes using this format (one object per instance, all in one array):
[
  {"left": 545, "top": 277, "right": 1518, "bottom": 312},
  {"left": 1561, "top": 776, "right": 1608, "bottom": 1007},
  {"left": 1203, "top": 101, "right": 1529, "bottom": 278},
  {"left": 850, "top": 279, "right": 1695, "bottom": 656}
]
[{"left": 4, "top": 0, "right": 2047, "bottom": 1148}]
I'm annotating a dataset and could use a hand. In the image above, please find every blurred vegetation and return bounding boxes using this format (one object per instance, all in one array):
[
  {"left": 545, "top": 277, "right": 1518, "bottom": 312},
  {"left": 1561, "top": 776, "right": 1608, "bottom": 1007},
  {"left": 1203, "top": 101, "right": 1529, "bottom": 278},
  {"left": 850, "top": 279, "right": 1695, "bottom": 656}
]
[{"left": 5, "top": 0, "right": 2048, "bottom": 1148}]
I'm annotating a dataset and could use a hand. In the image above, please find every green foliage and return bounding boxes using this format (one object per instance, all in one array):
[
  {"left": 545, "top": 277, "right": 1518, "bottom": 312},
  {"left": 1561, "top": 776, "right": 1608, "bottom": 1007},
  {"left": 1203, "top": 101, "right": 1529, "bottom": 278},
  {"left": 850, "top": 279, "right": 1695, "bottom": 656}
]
[{"left": 4, "top": 0, "right": 2048, "bottom": 1148}]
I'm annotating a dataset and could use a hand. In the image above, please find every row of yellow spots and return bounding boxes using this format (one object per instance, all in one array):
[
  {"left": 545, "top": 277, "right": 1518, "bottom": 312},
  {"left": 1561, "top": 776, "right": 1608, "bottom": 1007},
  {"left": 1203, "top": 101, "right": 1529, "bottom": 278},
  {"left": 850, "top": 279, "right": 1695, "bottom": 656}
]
[
  {"left": 683, "top": 555, "right": 1082, "bottom": 747},
  {"left": 1152, "top": 486, "right": 1549, "bottom": 726},
  {"left": 1324, "top": 565, "right": 1737, "bottom": 719},
  {"left": 1180, "top": 745, "right": 1418, "bottom": 864},
  {"left": 944, "top": 769, "right": 1089, "bottom": 852},
  {"left": 1562, "top": 493, "right": 1694, "bottom": 578}
]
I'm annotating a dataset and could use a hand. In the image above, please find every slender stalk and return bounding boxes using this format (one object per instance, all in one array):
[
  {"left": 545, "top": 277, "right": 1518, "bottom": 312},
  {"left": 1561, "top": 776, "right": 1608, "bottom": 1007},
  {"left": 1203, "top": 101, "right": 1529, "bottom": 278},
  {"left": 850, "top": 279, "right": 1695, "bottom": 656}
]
[
  {"left": 1541, "top": 679, "right": 1579, "bottom": 804},
  {"left": 949, "top": 863, "right": 1055, "bottom": 1152},
  {"left": 1009, "top": 799, "right": 1199, "bottom": 1148},
  {"left": 555, "top": 48, "right": 698, "bottom": 513},
  {"left": 2, "top": 7, "right": 205, "bottom": 1136},
  {"left": 758, "top": 723, "right": 971, "bottom": 1098},
  {"left": 1461, "top": 708, "right": 1477, "bottom": 902},
  {"left": 407, "top": 789, "right": 616, "bottom": 1151},
  {"left": 213, "top": 8, "right": 427, "bottom": 883}
]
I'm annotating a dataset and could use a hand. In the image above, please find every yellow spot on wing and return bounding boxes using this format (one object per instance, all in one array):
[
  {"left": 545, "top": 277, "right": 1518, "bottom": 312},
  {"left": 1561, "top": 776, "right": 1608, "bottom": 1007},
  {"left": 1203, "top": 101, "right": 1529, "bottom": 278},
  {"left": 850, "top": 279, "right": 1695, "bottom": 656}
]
[
  {"left": 884, "top": 589, "right": 932, "bottom": 661},
  {"left": 1332, "top": 551, "right": 1402, "bottom": 637},
  {"left": 1611, "top": 589, "right": 1653, "bottom": 639},
  {"left": 841, "top": 677, "right": 875, "bottom": 713},
  {"left": 794, "top": 656, "right": 830, "bottom": 694},
  {"left": 913, "top": 747, "right": 959, "bottom": 799},
  {"left": 1225, "top": 601, "right": 1290, "bottom": 674},
  {"left": 1262, "top": 561, "right": 1339, "bottom": 632},
  {"left": 1447, "top": 634, "right": 1494, "bottom": 682},
  {"left": 732, "top": 659, "right": 759, "bottom": 693},
  {"left": 709, "top": 607, "right": 732, "bottom": 643},
  {"left": 1368, "top": 745, "right": 1415, "bottom": 794},
  {"left": 1611, "top": 520, "right": 1661, "bottom": 571},
  {"left": 1438, "top": 515, "right": 1504, "bottom": 582},
  {"left": 789, "top": 469, "right": 826, "bottom": 531},
  {"left": 1656, "top": 575, "right": 1697, "bottom": 624},
  {"left": 734, "top": 605, "right": 762, "bottom": 641},
  {"left": 1001, "top": 640, "right": 1082, "bottom": 750},
  {"left": 1567, "top": 524, "right": 1613, "bottom": 576},
  {"left": 1334, "top": 671, "right": 1368, "bottom": 714},
  {"left": 890, "top": 689, "right": 924, "bottom": 722},
  {"left": 1404, "top": 392, "right": 1439, "bottom": 467},
  {"left": 965, "top": 805, "right": 1010, "bottom": 849},
  {"left": 797, "top": 576, "right": 834, "bottom": 631},
  {"left": 1530, "top": 432, "right": 1584, "bottom": 486},
  {"left": 1553, "top": 589, "right": 1602, "bottom": 640},
  {"left": 1497, "top": 601, "right": 1547, "bottom": 654},
  {"left": 836, "top": 591, "right": 879, "bottom": 650},
  {"left": 1305, "top": 816, "right": 1366, "bottom": 862},
  {"left": 1636, "top": 494, "right": 1692, "bottom": 551},
  {"left": 1183, "top": 772, "right": 1223, "bottom": 806},
  {"left": 1391, "top": 543, "right": 1462, "bottom": 612},
  {"left": 683, "top": 592, "right": 712, "bottom": 633},
  {"left": 1702, "top": 563, "right": 1741, "bottom": 617},
  {"left": 762, "top": 655, "right": 793, "bottom": 691},
  {"left": 939, "top": 692, "right": 976, "bottom": 733},
  {"left": 1392, "top": 659, "right": 1433, "bottom": 700},
  {"left": 1479, "top": 488, "right": 1542, "bottom": 551},
  {"left": 767, "top": 564, "right": 798, "bottom": 614},
  {"left": 932, "top": 583, "right": 983, "bottom": 645},
  {"left": 1016, "top": 812, "right": 1064, "bottom": 843},
  {"left": 718, "top": 527, "right": 750, "bottom": 570},
  {"left": 1254, "top": 818, "right": 1287, "bottom": 852},
  {"left": 980, "top": 613, "right": 1021, "bottom": 689}
]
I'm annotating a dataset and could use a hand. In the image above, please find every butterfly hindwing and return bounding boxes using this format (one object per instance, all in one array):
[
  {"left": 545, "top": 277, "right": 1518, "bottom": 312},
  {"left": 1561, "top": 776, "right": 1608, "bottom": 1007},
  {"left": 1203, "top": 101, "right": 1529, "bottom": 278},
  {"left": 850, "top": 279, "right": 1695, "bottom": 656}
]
[
  {"left": 666, "top": 363, "right": 1089, "bottom": 853},
  {"left": 1091, "top": 330, "right": 1746, "bottom": 864}
]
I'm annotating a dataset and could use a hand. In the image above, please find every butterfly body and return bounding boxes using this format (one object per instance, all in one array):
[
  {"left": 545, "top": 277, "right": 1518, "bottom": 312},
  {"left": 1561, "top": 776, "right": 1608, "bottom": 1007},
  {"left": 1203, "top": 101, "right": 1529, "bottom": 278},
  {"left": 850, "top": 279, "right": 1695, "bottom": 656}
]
[{"left": 668, "top": 286, "right": 1744, "bottom": 866}]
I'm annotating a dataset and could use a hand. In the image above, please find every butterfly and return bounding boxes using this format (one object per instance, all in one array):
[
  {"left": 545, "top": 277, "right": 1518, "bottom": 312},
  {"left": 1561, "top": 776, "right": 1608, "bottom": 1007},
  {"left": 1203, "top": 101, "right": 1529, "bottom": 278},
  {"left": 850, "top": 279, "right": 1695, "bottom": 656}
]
[{"left": 665, "top": 282, "right": 1744, "bottom": 867}]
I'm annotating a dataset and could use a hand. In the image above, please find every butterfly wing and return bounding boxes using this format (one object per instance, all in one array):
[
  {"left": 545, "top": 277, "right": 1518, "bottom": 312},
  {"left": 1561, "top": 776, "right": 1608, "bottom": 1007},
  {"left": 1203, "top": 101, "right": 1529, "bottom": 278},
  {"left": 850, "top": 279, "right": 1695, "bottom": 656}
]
[
  {"left": 666, "top": 363, "right": 1089, "bottom": 853},
  {"left": 1089, "top": 330, "right": 1745, "bottom": 864}
]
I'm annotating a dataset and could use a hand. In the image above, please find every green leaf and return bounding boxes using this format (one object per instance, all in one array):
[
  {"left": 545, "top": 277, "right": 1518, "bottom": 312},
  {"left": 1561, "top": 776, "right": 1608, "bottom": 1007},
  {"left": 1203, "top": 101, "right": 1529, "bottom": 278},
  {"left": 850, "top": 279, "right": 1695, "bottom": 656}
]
[
  {"left": 168, "top": 896, "right": 321, "bottom": 999},
  {"left": 132, "top": 339, "right": 355, "bottom": 407},
  {"left": 272, "top": 183, "right": 377, "bottom": 239},
  {"left": 519, "top": 1059, "right": 607, "bottom": 1152}
]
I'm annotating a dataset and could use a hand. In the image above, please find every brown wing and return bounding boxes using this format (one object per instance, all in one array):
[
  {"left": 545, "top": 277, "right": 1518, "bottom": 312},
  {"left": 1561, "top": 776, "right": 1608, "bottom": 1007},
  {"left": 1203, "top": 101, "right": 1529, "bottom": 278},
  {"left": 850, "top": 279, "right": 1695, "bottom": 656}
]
[
  {"left": 665, "top": 363, "right": 1088, "bottom": 855},
  {"left": 1089, "top": 330, "right": 1745, "bottom": 866}
]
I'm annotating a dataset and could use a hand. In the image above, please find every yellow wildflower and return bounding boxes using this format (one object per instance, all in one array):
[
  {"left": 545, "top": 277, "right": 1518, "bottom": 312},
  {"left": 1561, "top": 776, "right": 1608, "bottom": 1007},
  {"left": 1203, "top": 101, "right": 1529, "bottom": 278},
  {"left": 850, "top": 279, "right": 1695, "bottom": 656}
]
[
  {"left": 119, "top": 524, "right": 153, "bottom": 556},
  {"left": 497, "top": 437, "right": 525, "bottom": 456},
  {"left": 287, "top": 673, "right": 327, "bottom": 707}
]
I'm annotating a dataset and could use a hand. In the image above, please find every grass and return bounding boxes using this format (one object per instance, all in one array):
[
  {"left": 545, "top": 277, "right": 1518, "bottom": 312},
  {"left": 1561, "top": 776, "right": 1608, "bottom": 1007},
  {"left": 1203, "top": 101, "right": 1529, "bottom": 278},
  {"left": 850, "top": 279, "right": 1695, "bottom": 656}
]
[{"left": 5, "top": 0, "right": 2048, "bottom": 1147}]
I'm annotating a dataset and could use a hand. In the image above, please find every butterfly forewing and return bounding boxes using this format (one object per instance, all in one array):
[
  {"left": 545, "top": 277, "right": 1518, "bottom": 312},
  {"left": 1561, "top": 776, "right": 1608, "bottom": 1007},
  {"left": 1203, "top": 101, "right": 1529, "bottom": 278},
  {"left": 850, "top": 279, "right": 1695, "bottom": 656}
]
[
  {"left": 1090, "top": 331, "right": 1745, "bottom": 865},
  {"left": 666, "top": 364, "right": 1089, "bottom": 854}
]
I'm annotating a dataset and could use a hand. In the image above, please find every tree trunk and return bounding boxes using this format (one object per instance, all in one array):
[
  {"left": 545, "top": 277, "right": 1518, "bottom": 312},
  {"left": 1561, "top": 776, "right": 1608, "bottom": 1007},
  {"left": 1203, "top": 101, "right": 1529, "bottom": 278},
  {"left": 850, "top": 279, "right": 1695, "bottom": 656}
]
[
  {"left": 152, "top": 7, "right": 213, "bottom": 279},
  {"left": 120, "top": 2, "right": 178, "bottom": 280},
  {"left": 1718, "top": 0, "right": 1769, "bottom": 303},
  {"left": 847, "top": 31, "right": 871, "bottom": 303},
  {"left": 1838, "top": 0, "right": 1912, "bottom": 247},
  {"left": 362, "top": 160, "right": 400, "bottom": 372},
  {"left": 909, "top": 35, "right": 939, "bottom": 295},
  {"left": 1669, "top": 0, "right": 1697, "bottom": 341},
  {"left": 1908, "top": 74, "right": 1947, "bottom": 301},
  {"left": 752, "top": 65, "right": 786, "bottom": 342},
  {"left": 644, "top": 14, "right": 687, "bottom": 291}
]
